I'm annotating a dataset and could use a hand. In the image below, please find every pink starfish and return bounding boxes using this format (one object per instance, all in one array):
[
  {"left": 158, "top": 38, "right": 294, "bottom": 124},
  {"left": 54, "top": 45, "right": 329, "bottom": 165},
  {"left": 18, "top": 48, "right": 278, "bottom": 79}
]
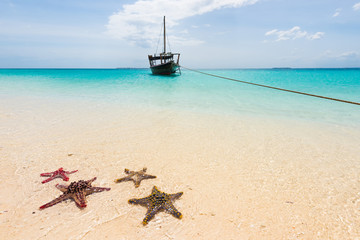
[{"left": 40, "top": 167, "right": 78, "bottom": 184}]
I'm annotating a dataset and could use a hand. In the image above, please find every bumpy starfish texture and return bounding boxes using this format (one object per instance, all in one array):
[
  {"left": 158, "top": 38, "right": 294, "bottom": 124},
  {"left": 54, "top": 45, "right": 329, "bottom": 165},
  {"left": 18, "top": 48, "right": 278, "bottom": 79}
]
[
  {"left": 128, "top": 186, "right": 183, "bottom": 225},
  {"left": 114, "top": 167, "right": 156, "bottom": 188},
  {"left": 40, "top": 167, "right": 78, "bottom": 184},
  {"left": 39, "top": 177, "right": 110, "bottom": 209}
]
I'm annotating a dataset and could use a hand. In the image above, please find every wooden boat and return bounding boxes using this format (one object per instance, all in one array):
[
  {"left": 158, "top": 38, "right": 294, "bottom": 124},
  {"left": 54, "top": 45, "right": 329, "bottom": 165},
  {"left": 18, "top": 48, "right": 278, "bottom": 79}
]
[{"left": 148, "top": 16, "right": 180, "bottom": 75}]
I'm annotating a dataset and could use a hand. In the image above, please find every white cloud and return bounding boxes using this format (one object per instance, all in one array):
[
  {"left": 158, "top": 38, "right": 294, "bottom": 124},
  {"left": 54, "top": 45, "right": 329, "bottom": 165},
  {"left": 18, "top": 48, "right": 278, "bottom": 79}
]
[
  {"left": 353, "top": 2, "right": 360, "bottom": 11},
  {"left": 339, "top": 51, "right": 359, "bottom": 59},
  {"left": 308, "top": 31, "right": 324, "bottom": 40},
  {"left": 332, "top": 8, "right": 341, "bottom": 17},
  {"left": 106, "top": 0, "right": 258, "bottom": 47},
  {"left": 321, "top": 50, "right": 360, "bottom": 61},
  {"left": 265, "top": 26, "right": 324, "bottom": 41}
]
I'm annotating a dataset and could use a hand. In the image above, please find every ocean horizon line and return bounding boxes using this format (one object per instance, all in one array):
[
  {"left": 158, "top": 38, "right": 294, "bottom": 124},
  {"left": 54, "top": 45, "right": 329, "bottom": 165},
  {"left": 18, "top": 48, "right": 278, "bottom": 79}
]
[{"left": 1, "top": 67, "right": 360, "bottom": 70}]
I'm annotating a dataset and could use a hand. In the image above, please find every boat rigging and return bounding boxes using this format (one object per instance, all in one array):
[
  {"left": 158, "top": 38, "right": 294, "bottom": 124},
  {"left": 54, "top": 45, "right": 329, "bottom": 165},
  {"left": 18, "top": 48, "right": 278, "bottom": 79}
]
[{"left": 148, "top": 16, "right": 181, "bottom": 75}]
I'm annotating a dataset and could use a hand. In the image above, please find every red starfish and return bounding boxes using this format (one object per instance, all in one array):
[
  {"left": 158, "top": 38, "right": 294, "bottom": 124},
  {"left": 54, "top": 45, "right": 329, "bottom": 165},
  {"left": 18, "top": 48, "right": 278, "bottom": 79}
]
[
  {"left": 39, "top": 177, "right": 110, "bottom": 209},
  {"left": 40, "top": 167, "right": 78, "bottom": 184}
]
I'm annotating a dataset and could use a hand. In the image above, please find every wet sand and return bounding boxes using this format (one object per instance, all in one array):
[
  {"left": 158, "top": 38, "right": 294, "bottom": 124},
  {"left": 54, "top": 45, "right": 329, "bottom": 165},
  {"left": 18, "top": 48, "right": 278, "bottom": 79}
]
[{"left": 0, "top": 95, "right": 360, "bottom": 239}]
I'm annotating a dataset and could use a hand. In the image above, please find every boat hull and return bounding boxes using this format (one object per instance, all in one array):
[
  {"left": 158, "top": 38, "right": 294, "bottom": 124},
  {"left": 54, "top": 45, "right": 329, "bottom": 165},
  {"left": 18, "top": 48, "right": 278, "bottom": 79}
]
[{"left": 150, "top": 61, "right": 179, "bottom": 75}]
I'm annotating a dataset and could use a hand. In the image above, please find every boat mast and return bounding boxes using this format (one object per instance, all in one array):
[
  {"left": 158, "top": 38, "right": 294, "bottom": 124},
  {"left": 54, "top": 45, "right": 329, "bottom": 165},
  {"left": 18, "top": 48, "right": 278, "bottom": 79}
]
[{"left": 163, "top": 16, "right": 166, "bottom": 54}]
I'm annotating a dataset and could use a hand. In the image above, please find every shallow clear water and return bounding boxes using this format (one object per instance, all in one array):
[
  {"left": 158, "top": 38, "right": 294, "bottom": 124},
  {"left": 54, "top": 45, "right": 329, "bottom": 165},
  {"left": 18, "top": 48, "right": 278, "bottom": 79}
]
[
  {"left": 1, "top": 68, "right": 359, "bottom": 127},
  {"left": 1, "top": 68, "right": 360, "bottom": 240}
]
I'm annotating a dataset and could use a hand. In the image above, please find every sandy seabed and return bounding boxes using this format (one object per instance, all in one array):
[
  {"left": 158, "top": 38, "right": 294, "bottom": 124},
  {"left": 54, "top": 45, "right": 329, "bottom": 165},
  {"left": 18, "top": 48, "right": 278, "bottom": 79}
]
[{"left": 0, "top": 95, "right": 359, "bottom": 240}]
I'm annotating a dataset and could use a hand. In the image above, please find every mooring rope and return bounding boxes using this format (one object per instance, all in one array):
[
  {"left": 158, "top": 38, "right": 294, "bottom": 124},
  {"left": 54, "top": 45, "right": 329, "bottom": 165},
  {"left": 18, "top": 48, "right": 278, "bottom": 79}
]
[{"left": 180, "top": 66, "right": 360, "bottom": 106}]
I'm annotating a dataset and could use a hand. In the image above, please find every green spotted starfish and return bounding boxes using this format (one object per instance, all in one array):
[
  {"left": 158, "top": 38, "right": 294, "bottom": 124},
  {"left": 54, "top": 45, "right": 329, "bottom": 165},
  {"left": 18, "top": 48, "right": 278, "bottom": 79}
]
[
  {"left": 128, "top": 186, "right": 183, "bottom": 225},
  {"left": 114, "top": 168, "right": 156, "bottom": 188}
]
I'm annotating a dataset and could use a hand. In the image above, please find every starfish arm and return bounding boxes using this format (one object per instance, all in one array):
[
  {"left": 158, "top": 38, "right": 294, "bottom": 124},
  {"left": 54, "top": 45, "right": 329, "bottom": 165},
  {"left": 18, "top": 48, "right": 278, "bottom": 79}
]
[
  {"left": 152, "top": 186, "right": 161, "bottom": 194},
  {"left": 134, "top": 179, "right": 141, "bottom": 188},
  {"left": 128, "top": 196, "right": 151, "bottom": 206},
  {"left": 164, "top": 202, "right": 182, "bottom": 219},
  {"left": 56, "top": 184, "right": 69, "bottom": 192},
  {"left": 141, "top": 174, "right": 157, "bottom": 180},
  {"left": 64, "top": 170, "right": 78, "bottom": 174},
  {"left": 74, "top": 191, "right": 87, "bottom": 208},
  {"left": 114, "top": 176, "right": 132, "bottom": 183},
  {"left": 60, "top": 174, "right": 70, "bottom": 181},
  {"left": 169, "top": 192, "right": 183, "bottom": 201},
  {"left": 134, "top": 175, "right": 155, "bottom": 187},
  {"left": 124, "top": 169, "right": 134, "bottom": 174},
  {"left": 142, "top": 204, "right": 162, "bottom": 225},
  {"left": 86, "top": 187, "right": 111, "bottom": 194},
  {"left": 40, "top": 172, "right": 54, "bottom": 177},
  {"left": 41, "top": 176, "right": 58, "bottom": 184},
  {"left": 39, "top": 193, "right": 70, "bottom": 209},
  {"left": 88, "top": 177, "right": 97, "bottom": 183}
]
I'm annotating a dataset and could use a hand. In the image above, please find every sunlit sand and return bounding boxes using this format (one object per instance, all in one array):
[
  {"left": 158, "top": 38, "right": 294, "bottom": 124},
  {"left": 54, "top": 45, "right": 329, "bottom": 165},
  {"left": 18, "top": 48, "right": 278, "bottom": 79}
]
[{"left": 1, "top": 95, "right": 359, "bottom": 239}]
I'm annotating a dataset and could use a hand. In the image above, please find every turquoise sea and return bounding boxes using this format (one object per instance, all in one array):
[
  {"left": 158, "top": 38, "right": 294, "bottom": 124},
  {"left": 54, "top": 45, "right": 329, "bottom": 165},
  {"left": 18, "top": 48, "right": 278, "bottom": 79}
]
[{"left": 1, "top": 68, "right": 359, "bottom": 127}]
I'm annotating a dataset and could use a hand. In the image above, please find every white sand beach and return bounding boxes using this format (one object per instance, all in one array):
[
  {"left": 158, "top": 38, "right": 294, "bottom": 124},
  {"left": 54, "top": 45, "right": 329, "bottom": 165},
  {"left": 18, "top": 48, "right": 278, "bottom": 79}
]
[{"left": 1, "top": 95, "right": 360, "bottom": 239}]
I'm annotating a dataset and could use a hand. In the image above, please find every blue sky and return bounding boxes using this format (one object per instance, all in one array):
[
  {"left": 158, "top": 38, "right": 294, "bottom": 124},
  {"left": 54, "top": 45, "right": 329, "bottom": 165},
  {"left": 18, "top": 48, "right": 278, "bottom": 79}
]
[{"left": 1, "top": 0, "right": 360, "bottom": 68}]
